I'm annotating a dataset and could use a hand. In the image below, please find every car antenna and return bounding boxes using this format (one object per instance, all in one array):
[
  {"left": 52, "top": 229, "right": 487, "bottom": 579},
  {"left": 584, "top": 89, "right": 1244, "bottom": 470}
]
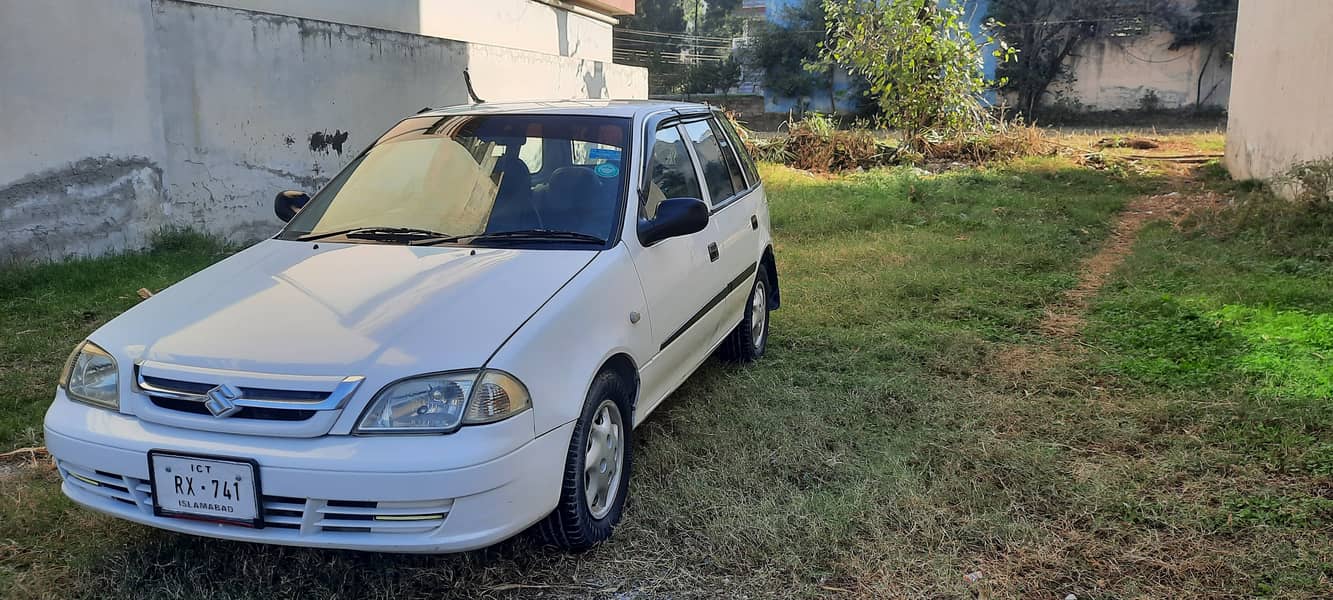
[{"left": 463, "top": 69, "right": 486, "bottom": 104}]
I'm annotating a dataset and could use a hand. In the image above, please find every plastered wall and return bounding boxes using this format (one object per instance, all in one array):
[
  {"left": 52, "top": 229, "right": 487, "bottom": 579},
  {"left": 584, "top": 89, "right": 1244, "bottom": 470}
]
[
  {"left": 1046, "top": 29, "right": 1231, "bottom": 111},
  {"left": 194, "top": 0, "right": 620, "bottom": 61}
]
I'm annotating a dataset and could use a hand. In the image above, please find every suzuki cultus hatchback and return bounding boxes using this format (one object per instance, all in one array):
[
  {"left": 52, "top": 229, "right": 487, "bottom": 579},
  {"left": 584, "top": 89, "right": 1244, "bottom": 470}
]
[{"left": 46, "top": 100, "right": 778, "bottom": 552}]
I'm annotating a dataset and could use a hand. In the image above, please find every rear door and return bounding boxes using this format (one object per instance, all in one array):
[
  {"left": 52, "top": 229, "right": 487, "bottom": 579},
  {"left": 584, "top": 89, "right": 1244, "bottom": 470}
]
[{"left": 680, "top": 116, "right": 762, "bottom": 327}]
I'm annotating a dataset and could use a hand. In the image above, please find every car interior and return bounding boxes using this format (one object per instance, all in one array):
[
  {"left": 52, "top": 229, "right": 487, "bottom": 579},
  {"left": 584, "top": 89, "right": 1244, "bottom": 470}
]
[{"left": 480, "top": 121, "right": 628, "bottom": 238}]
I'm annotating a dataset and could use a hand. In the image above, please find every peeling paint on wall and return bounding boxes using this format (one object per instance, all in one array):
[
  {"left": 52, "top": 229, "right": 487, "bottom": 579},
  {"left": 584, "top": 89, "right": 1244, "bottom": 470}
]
[
  {"left": 238, "top": 161, "right": 330, "bottom": 191},
  {"left": 308, "top": 130, "right": 350, "bottom": 155}
]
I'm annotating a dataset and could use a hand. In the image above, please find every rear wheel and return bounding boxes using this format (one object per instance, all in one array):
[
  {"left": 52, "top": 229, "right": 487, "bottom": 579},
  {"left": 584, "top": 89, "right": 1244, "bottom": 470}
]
[
  {"left": 537, "top": 371, "right": 632, "bottom": 551},
  {"left": 721, "top": 264, "right": 771, "bottom": 362}
]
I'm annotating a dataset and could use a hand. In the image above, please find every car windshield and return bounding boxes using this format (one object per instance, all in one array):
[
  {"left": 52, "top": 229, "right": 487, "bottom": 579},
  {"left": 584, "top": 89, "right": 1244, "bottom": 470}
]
[{"left": 278, "top": 114, "right": 631, "bottom": 245}]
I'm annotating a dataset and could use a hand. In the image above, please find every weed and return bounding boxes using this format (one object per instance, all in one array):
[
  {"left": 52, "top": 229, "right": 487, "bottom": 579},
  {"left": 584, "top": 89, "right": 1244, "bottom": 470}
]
[{"left": 1277, "top": 157, "right": 1333, "bottom": 211}]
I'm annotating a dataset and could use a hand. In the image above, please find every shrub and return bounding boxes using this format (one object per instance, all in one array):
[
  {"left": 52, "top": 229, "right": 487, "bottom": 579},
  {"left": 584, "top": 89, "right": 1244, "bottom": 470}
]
[
  {"left": 915, "top": 119, "right": 1052, "bottom": 164},
  {"left": 783, "top": 113, "right": 894, "bottom": 172},
  {"left": 1278, "top": 158, "right": 1333, "bottom": 211},
  {"left": 725, "top": 112, "right": 1051, "bottom": 173}
]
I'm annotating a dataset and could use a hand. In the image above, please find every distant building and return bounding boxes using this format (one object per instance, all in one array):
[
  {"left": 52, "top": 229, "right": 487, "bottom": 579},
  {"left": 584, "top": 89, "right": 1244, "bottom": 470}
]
[{"left": 1226, "top": 0, "right": 1333, "bottom": 183}]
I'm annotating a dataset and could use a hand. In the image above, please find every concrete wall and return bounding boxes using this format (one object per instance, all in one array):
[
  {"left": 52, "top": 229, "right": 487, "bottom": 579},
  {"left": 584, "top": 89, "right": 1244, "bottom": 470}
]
[
  {"left": 1226, "top": 0, "right": 1333, "bottom": 182},
  {"left": 0, "top": 0, "right": 170, "bottom": 259},
  {"left": 0, "top": 0, "right": 647, "bottom": 262},
  {"left": 1047, "top": 29, "right": 1232, "bottom": 111},
  {"left": 195, "top": 0, "right": 620, "bottom": 61}
]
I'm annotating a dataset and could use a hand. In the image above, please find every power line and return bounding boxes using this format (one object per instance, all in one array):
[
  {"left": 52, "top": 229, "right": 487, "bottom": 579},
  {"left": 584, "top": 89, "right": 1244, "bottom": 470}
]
[
  {"left": 702, "top": 9, "right": 1240, "bottom": 34},
  {"left": 614, "top": 26, "right": 733, "bottom": 43},
  {"left": 614, "top": 37, "right": 733, "bottom": 51},
  {"left": 995, "top": 10, "right": 1238, "bottom": 28}
]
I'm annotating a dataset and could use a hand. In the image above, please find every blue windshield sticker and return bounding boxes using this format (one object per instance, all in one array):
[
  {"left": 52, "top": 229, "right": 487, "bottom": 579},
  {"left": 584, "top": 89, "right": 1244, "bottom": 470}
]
[
  {"left": 589, "top": 148, "right": 622, "bottom": 161},
  {"left": 595, "top": 163, "right": 620, "bottom": 178}
]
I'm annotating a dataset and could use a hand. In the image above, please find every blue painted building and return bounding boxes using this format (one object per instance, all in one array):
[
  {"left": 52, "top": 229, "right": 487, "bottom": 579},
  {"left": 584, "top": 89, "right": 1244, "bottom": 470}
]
[{"left": 750, "top": 0, "right": 997, "bottom": 114}]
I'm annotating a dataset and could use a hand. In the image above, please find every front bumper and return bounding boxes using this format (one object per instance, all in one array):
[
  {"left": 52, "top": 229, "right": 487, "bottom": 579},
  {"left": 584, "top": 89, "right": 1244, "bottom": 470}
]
[{"left": 44, "top": 393, "right": 573, "bottom": 553}]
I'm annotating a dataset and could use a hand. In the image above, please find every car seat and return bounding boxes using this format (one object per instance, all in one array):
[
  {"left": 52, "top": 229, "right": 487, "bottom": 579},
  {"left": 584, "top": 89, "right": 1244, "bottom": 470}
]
[{"left": 486, "top": 157, "right": 539, "bottom": 232}]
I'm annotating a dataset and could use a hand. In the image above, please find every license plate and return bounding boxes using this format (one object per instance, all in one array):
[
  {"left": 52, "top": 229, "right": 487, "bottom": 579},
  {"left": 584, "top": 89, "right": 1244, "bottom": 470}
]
[{"left": 148, "top": 451, "right": 263, "bottom": 527}]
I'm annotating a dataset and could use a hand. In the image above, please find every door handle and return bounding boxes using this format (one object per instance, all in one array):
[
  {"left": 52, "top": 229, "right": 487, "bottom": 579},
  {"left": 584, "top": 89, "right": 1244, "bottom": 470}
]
[
  {"left": 707, "top": 242, "right": 719, "bottom": 262},
  {"left": 751, "top": 215, "right": 759, "bottom": 230}
]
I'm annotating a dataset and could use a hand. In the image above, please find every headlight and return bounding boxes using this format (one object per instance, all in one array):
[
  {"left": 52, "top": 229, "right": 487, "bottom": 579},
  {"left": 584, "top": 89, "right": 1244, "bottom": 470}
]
[
  {"left": 355, "top": 370, "right": 531, "bottom": 434},
  {"left": 59, "top": 341, "right": 120, "bottom": 410}
]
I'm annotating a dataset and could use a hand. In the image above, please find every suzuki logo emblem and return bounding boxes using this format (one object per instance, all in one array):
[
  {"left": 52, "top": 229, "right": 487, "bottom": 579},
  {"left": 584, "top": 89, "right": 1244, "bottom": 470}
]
[{"left": 203, "top": 384, "right": 244, "bottom": 418}]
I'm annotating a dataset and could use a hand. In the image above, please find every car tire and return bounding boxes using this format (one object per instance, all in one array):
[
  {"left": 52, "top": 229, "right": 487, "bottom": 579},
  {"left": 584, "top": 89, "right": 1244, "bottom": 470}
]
[
  {"left": 721, "top": 264, "right": 771, "bottom": 363},
  {"left": 537, "top": 370, "right": 633, "bottom": 551}
]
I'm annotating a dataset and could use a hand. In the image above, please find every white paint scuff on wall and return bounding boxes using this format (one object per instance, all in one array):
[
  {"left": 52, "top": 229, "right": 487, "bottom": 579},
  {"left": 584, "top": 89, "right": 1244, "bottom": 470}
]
[{"left": 0, "top": 0, "right": 647, "bottom": 262}]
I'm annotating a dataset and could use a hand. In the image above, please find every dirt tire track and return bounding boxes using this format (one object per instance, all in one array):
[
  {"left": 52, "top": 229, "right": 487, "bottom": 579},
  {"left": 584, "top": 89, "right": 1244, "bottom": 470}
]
[{"left": 1038, "top": 190, "right": 1222, "bottom": 340}]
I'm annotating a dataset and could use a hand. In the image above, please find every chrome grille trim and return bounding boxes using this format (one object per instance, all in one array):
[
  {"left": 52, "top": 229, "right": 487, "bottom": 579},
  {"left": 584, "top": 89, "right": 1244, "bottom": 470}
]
[{"left": 134, "top": 368, "right": 364, "bottom": 412}]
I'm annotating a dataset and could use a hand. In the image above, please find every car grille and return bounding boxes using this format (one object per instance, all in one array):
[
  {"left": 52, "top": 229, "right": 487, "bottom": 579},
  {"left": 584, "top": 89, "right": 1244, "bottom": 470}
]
[
  {"left": 57, "top": 460, "right": 452, "bottom": 536},
  {"left": 131, "top": 364, "right": 363, "bottom": 430},
  {"left": 147, "top": 395, "right": 317, "bottom": 421}
]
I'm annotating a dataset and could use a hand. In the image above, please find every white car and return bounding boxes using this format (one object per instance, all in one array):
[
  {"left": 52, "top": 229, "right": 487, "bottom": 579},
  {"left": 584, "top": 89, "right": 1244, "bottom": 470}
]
[{"left": 45, "top": 100, "right": 778, "bottom": 553}]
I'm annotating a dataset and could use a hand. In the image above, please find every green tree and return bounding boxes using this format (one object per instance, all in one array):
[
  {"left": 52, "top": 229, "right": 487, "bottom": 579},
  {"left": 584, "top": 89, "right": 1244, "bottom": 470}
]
[
  {"left": 1158, "top": 0, "right": 1238, "bottom": 107},
  {"left": 682, "top": 58, "right": 743, "bottom": 94},
  {"left": 822, "top": 0, "right": 1009, "bottom": 143},
  {"left": 703, "top": 0, "right": 743, "bottom": 37},
  {"left": 988, "top": 0, "right": 1137, "bottom": 119},
  {"left": 740, "top": 0, "right": 831, "bottom": 113},
  {"left": 616, "top": 0, "right": 690, "bottom": 94},
  {"left": 622, "top": 0, "right": 689, "bottom": 35}
]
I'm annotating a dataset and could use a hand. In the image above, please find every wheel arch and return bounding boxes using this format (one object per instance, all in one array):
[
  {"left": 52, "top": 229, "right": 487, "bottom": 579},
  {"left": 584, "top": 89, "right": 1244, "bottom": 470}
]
[
  {"left": 761, "top": 245, "right": 780, "bottom": 310},
  {"left": 598, "top": 352, "right": 640, "bottom": 414}
]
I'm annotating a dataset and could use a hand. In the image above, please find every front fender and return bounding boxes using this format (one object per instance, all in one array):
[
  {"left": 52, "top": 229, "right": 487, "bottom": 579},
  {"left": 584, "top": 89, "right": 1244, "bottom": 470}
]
[{"left": 485, "top": 244, "right": 653, "bottom": 435}]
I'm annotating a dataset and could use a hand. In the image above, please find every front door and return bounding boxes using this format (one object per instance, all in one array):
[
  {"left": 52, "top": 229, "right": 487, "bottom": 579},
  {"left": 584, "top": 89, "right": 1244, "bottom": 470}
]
[{"left": 626, "top": 121, "right": 724, "bottom": 421}]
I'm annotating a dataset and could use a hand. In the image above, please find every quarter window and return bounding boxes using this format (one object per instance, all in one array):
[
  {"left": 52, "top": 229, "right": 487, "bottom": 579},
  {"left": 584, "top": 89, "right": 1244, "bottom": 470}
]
[
  {"left": 715, "top": 116, "right": 760, "bottom": 186},
  {"left": 682, "top": 120, "right": 737, "bottom": 207},
  {"left": 643, "top": 126, "right": 703, "bottom": 220}
]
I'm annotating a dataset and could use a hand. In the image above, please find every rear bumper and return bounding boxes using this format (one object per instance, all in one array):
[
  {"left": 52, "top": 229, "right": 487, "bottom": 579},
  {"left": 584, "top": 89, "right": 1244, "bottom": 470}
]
[{"left": 44, "top": 394, "right": 573, "bottom": 553}]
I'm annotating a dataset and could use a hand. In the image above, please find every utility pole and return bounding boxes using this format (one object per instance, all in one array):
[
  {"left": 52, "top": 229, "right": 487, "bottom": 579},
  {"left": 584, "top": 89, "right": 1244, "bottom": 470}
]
[{"left": 693, "top": 0, "right": 701, "bottom": 65}]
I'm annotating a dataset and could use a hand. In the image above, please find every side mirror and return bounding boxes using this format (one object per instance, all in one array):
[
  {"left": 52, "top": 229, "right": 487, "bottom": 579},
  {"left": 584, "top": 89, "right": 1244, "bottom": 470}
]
[
  {"left": 274, "top": 190, "right": 310, "bottom": 222},
  {"left": 638, "top": 197, "right": 710, "bottom": 246}
]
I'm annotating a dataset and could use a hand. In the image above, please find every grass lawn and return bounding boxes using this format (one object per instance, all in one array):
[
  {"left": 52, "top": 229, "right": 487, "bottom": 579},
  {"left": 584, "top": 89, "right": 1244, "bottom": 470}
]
[{"left": 2, "top": 140, "right": 1330, "bottom": 598}]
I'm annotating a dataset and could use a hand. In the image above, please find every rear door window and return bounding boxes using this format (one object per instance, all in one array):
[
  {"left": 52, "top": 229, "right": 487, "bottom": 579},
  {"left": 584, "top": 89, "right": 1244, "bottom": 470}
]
[
  {"left": 709, "top": 119, "right": 749, "bottom": 193},
  {"left": 681, "top": 120, "right": 737, "bottom": 207}
]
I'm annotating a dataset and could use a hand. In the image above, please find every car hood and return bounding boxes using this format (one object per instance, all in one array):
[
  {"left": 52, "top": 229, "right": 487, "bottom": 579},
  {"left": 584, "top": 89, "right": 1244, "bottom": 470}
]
[{"left": 92, "top": 239, "right": 596, "bottom": 377}]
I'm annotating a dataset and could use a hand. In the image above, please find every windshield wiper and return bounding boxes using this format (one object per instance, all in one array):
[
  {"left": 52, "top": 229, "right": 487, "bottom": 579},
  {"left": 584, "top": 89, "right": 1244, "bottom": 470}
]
[
  {"left": 415, "top": 229, "right": 606, "bottom": 246},
  {"left": 298, "top": 226, "right": 452, "bottom": 242}
]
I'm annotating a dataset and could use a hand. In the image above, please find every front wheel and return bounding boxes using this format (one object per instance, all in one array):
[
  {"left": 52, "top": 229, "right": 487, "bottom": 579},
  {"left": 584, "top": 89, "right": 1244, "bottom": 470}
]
[
  {"left": 537, "top": 371, "right": 632, "bottom": 551},
  {"left": 721, "top": 264, "right": 771, "bottom": 362}
]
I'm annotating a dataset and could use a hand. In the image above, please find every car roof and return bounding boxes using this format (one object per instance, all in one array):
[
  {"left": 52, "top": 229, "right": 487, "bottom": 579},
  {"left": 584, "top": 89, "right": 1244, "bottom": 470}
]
[{"left": 414, "top": 99, "right": 713, "bottom": 119}]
